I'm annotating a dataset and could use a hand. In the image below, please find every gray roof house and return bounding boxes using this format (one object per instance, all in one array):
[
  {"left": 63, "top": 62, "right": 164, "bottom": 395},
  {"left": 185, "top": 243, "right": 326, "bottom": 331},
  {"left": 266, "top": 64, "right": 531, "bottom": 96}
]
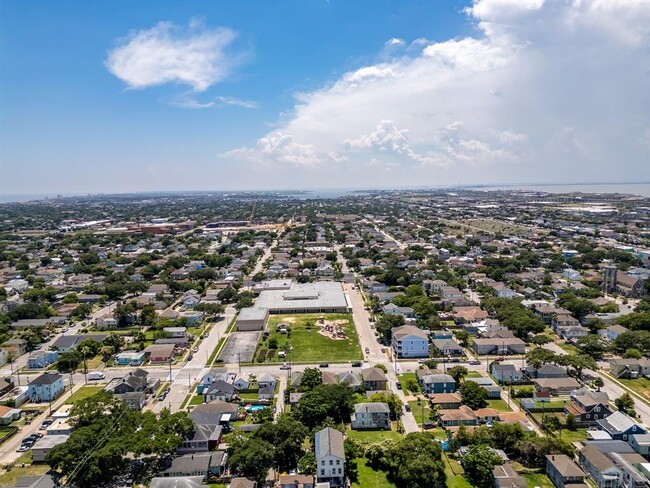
[
  {"left": 315, "top": 427, "right": 345, "bottom": 488},
  {"left": 351, "top": 403, "right": 390, "bottom": 430}
]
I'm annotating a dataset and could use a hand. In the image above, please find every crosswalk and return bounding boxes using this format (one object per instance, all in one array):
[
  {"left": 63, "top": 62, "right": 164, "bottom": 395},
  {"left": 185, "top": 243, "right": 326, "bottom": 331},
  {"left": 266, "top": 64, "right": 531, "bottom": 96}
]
[{"left": 172, "top": 366, "right": 209, "bottom": 387}]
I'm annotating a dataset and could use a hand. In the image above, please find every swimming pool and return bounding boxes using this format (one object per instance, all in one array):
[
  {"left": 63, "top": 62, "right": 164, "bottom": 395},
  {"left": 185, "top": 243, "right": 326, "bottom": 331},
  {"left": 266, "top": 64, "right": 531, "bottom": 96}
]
[{"left": 246, "top": 405, "right": 268, "bottom": 412}]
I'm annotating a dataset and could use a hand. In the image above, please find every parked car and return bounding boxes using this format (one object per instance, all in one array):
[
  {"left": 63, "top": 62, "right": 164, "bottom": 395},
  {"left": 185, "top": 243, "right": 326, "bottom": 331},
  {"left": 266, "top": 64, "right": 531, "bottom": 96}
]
[
  {"left": 203, "top": 333, "right": 209, "bottom": 338},
  {"left": 469, "top": 360, "right": 481, "bottom": 365},
  {"left": 280, "top": 363, "right": 290, "bottom": 370},
  {"left": 319, "top": 363, "right": 329, "bottom": 368},
  {"left": 351, "top": 362, "right": 362, "bottom": 367},
  {"left": 187, "top": 355, "right": 193, "bottom": 361},
  {"left": 158, "top": 394, "right": 166, "bottom": 402},
  {"left": 365, "top": 347, "right": 370, "bottom": 354},
  {"left": 88, "top": 372, "right": 105, "bottom": 381},
  {"left": 193, "top": 347, "right": 199, "bottom": 353},
  {"left": 396, "top": 383, "right": 402, "bottom": 390},
  {"left": 423, "top": 422, "right": 435, "bottom": 429},
  {"left": 404, "top": 404, "right": 411, "bottom": 412},
  {"left": 495, "top": 356, "right": 505, "bottom": 361}
]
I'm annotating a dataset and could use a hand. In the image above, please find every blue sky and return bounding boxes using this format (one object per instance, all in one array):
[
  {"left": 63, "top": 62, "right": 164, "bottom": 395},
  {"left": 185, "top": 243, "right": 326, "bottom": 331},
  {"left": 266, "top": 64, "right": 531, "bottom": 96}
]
[{"left": 1, "top": 0, "right": 648, "bottom": 195}]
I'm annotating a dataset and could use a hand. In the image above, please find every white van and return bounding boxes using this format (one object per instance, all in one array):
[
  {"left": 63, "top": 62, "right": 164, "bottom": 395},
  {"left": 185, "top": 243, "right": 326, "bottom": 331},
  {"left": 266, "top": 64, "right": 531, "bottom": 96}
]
[{"left": 88, "top": 372, "right": 105, "bottom": 381}]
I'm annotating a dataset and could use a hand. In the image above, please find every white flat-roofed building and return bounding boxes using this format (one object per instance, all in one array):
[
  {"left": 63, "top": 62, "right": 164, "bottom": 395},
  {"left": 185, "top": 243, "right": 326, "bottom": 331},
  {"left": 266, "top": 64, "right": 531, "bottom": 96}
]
[{"left": 254, "top": 282, "right": 350, "bottom": 314}]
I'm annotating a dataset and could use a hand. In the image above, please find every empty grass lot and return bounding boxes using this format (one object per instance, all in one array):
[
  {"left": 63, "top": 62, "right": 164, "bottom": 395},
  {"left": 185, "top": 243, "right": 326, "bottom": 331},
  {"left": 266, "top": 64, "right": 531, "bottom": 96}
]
[
  {"left": 522, "top": 473, "right": 555, "bottom": 488},
  {"left": 0, "top": 465, "right": 50, "bottom": 486},
  {"left": 347, "top": 428, "right": 402, "bottom": 445},
  {"left": 486, "top": 398, "right": 512, "bottom": 412},
  {"left": 619, "top": 377, "right": 650, "bottom": 402},
  {"left": 398, "top": 373, "right": 421, "bottom": 394},
  {"left": 255, "top": 314, "right": 362, "bottom": 363},
  {"left": 351, "top": 458, "right": 396, "bottom": 488},
  {"left": 64, "top": 386, "right": 103, "bottom": 405}
]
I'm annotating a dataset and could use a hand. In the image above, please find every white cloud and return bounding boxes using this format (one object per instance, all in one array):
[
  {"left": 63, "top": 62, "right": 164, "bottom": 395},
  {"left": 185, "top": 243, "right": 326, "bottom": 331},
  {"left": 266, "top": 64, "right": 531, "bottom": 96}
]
[
  {"left": 215, "top": 96, "right": 258, "bottom": 109},
  {"left": 106, "top": 19, "right": 241, "bottom": 91},
  {"left": 168, "top": 93, "right": 258, "bottom": 109},
  {"left": 222, "top": 132, "right": 345, "bottom": 167},
  {"left": 221, "top": 0, "right": 650, "bottom": 186}
]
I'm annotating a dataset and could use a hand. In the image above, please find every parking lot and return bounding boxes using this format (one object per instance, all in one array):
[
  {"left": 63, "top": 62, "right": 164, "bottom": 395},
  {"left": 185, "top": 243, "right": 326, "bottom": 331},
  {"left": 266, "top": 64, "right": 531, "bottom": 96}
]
[{"left": 218, "top": 331, "right": 261, "bottom": 363}]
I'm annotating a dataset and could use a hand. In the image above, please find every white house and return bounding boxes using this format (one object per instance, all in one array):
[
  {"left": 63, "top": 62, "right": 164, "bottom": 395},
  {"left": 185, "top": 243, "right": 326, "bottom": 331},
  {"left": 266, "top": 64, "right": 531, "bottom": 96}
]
[{"left": 315, "top": 427, "right": 345, "bottom": 488}]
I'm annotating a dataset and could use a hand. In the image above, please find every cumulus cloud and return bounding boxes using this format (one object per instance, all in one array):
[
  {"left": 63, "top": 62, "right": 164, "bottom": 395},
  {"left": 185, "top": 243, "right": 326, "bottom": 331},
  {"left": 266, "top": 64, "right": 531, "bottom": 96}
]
[
  {"left": 106, "top": 19, "right": 242, "bottom": 92},
  {"left": 221, "top": 0, "right": 650, "bottom": 186}
]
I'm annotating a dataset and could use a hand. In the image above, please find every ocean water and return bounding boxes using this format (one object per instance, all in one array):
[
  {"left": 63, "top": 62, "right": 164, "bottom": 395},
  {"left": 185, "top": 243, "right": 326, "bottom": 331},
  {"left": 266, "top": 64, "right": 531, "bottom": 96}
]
[{"left": 468, "top": 183, "right": 650, "bottom": 197}]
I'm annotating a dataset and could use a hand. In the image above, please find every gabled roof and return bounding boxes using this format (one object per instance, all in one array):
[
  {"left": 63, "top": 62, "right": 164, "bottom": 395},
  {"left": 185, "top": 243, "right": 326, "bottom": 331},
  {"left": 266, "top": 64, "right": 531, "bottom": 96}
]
[
  {"left": 597, "top": 411, "right": 645, "bottom": 435},
  {"left": 315, "top": 427, "right": 344, "bottom": 459},
  {"left": 361, "top": 367, "right": 387, "bottom": 382},
  {"left": 354, "top": 402, "right": 390, "bottom": 414},
  {"left": 29, "top": 373, "right": 62, "bottom": 386}
]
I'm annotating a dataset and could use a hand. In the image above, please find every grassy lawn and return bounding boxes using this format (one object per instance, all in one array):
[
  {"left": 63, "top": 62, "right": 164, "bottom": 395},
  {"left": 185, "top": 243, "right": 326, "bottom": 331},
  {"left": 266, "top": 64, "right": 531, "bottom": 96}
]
[
  {"left": 558, "top": 428, "right": 589, "bottom": 443},
  {"left": 619, "top": 378, "right": 650, "bottom": 402},
  {"left": 64, "top": 386, "right": 103, "bottom": 405},
  {"left": 0, "top": 465, "right": 50, "bottom": 485},
  {"left": 443, "top": 454, "right": 473, "bottom": 488},
  {"left": 239, "top": 393, "right": 259, "bottom": 401},
  {"left": 347, "top": 428, "right": 402, "bottom": 445},
  {"left": 558, "top": 342, "right": 580, "bottom": 355},
  {"left": 534, "top": 400, "right": 569, "bottom": 409},
  {"left": 522, "top": 473, "right": 555, "bottom": 488},
  {"left": 466, "top": 371, "right": 483, "bottom": 378},
  {"left": 351, "top": 458, "right": 396, "bottom": 488},
  {"left": 486, "top": 399, "right": 512, "bottom": 412},
  {"left": 189, "top": 395, "right": 204, "bottom": 406},
  {"left": 398, "top": 373, "right": 421, "bottom": 394},
  {"left": 256, "top": 314, "right": 362, "bottom": 363},
  {"left": 408, "top": 400, "right": 433, "bottom": 425},
  {"left": 84, "top": 356, "right": 103, "bottom": 370}
]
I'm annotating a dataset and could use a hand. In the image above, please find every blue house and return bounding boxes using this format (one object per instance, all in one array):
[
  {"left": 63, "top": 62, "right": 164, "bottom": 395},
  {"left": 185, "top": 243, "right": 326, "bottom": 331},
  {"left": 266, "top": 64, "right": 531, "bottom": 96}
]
[
  {"left": 392, "top": 325, "right": 429, "bottom": 358},
  {"left": 28, "top": 373, "right": 64, "bottom": 403},
  {"left": 114, "top": 351, "right": 146, "bottom": 366},
  {"left": 27, "top": 351, "right": 59, "bottom": 369},
  {"left": 420, "top": 373, "right": 456, "bottom": 394},
  {"left": 597, "top": 411, "right": 647, "bottom": 441}
]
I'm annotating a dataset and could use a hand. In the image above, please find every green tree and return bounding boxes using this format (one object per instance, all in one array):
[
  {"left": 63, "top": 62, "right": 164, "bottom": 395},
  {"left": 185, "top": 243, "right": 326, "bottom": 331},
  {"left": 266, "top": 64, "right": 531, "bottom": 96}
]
[
  {"left": 368, "top": 392, "right": 403, "bottom": 420},
  {"left": 385, "top": 432, "right": 446, "bottom": 488},
  {"left": 298, "top": 452, "right": 316, "bottom": 475},
  {"left": 459, "top": 381, "right": 488, "bottom": 410},
  {"left": 448, "top": 366, "right": 468, "bottom": 384},
  {"left": 255, "top": 414, "right": 308, "bottom": 472},
  {"left": 228, "top": 436, "right": 275, "bottom": 484},
  {"left": 592, "top": 377, "right": 604, "bottom": 392},
  {"left": 615, "top": 393, "right": 635, "bottom": 415},
  {"left": 530, "top": 334, "right": 552, "bottom": 348},
  {"left": 624, "top": 348, "right": 643, "bottom": 359},
  {"left": 461, "top": 444, "right": 503, "bottom": 488},
  {"left": 300, "top": 367, "right": 322, "bottom": 391},
  {"left": 455, "top": 330, "right": 470, "bottom": 348},
  {"left": 576, "top": 334, "right": 607, "bottom": 360}
]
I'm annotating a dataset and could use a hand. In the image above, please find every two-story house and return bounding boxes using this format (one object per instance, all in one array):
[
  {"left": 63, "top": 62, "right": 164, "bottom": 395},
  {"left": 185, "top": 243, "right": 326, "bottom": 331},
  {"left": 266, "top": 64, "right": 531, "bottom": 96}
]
[
  {"left": 361, "top": 367, "right": 388, "bottom": 391},
  {"left": 315, "top": 427, "right": 345, "bottom": 487},
  {"left": 565, "top": 390, "right": 613, "bottom": 426},
  {"left": 350, "top": 403, "right": 390, "bottom": 430},
  {"left": 419, "top": 373, "right": 456, "bottom": 395},
  {"left": 28, "top": 373, "right": 64, "bottom": 403}
]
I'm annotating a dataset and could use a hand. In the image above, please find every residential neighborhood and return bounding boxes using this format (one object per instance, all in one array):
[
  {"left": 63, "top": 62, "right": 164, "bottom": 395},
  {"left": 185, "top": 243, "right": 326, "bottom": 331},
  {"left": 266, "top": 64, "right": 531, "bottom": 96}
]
[{"left": 0, "top": 188, "right": 649, "bottom": 488}]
